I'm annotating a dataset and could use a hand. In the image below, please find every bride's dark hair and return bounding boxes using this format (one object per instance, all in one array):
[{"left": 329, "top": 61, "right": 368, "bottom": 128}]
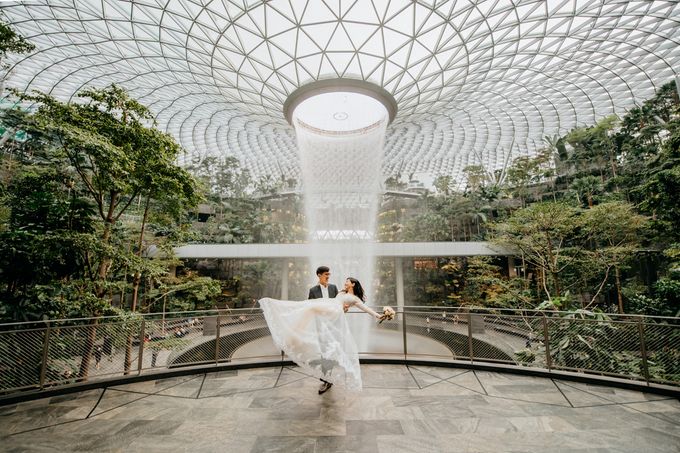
[{"left": 347, "top": 277, "right": 365, "bottom": 301}]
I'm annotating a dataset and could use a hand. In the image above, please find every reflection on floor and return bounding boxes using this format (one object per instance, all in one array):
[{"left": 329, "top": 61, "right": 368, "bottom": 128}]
[{"left": 1, "top": 365, "right": 679, "bottom": 452}]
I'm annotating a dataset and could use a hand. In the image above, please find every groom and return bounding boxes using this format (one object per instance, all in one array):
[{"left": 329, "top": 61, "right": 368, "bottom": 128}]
[{"left": 308, "top": 265, "right": 338, "bottom": 394}]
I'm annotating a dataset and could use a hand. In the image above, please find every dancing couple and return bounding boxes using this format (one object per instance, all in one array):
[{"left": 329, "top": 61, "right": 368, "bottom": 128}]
[{"left": 259, "top": 266, "right": 394, "bottom": 394}]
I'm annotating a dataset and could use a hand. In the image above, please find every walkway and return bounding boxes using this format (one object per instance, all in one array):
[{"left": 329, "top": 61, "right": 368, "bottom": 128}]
[
  {"left": 1, "top": 365, "right": 678, "bottom": 452},
  {"left": 169, "top": 241, "right": 507, "bottom": 258}
]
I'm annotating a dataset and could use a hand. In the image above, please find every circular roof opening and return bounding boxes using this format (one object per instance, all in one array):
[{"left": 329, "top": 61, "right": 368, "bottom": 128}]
[
  {"left": 292, "top": 91, "right": 388, "bottom": 132},
  {"left": 283, "top": 78, "right": 398, "bottom": 129}
]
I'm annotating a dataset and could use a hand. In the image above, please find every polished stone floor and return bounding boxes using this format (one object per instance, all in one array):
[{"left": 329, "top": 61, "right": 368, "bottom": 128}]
[{"left": 1, "top": 365, "right": 679, "bottom": 452}]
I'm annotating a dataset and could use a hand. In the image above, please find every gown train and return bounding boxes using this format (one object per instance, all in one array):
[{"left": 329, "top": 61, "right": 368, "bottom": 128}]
[{"left": 258, "top": 293, "right": 378, "bottom": 390}]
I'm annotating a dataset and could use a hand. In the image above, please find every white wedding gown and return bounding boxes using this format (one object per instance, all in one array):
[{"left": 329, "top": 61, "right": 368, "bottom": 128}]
[{"left": 258, "top": 293, "right": 379, "bottom": 391}]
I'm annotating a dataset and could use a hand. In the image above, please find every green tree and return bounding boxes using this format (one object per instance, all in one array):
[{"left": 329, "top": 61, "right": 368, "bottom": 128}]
[
  {"left": 505, "top": 155, "right": 547, "bottom": 207},
  {"left": 627, "top": 244, "right": 680, "bottom": 317},
  {"left": 187, "top": 155, "right": 252, "bottom": 201},
  {"left": 0, "top": 20, "right": 34, "bottom": 146},
  {"left": 147, "top": 271, "right": 221, "bottom": 313},
  {"left": 187, "top": 156, "right": 305, "bottom": 245},
  {"left": 2, "top": 85, "right": 202, "bottom": 378},
  {"left": 581, "top": 201, "right": 647, "bottom": 313},
  {"left": 384, "top": 174, "right": 408, "bottom": 191},
  {"left": 492, "top": 202, "right": 581, "bottom": 301},
  {"left": 627, "top": 87, "right": 680, "bottom": 244},
  {"left": 433, "top": 175, "right": 452, "bottom": 196},
  {"left": 564, "top": 115, "right": 619, "bottom": 182},
  {"left": 461, "top": 256, "right": 532, "bottom": 308},
  {"left": 0, "top": 163, "right": 101, "bottom": 321},
  {"left": 569, "top": 175, "right": 603, "bottom": 208},
  {"left": 17, "top": 85, "right": 198, "bottom": 292},
  {"left": 129, "top": 150, "right": 200, "bottom": 312},
  {"left": 376, "top": 203, "right": 404, "bottom": 242},
  {"left": 402, "top": 196, "right": 449, "bottom": 242},
  {"left": 463, "top": 165, "right": 488, "bottom": 194},
  {"left": 617, "top": 81, "right": 678, "bottom": 176},
  {"left": 0, "top": 21, "right": 34, "bottom": 65}
]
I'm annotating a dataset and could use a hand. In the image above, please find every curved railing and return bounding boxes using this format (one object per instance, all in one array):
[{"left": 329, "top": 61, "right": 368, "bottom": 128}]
[{"left": 0, "top": 307, "right": 678, "bottom": 398}]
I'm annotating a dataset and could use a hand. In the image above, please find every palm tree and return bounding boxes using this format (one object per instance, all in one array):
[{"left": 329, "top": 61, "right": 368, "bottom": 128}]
[{"left": 570, "top": 176, "right": 603, "bottom": 208}]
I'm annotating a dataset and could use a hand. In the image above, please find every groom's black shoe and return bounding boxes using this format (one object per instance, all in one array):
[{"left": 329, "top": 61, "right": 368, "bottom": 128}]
[{"left": 318, "top": 381, "right": 333, "bottom": 394}]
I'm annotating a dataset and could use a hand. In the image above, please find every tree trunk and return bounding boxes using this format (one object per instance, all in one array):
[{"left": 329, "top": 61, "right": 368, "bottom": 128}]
[
  {"left": 96, "top": 192, "right": 119, "bottom": 295},
  {"left": 123, "top": 335, "right": 133, "bottom": 375},
  {"left": 538, "top": 267, "right": 551, "bottom": 301},
  {"left": 615, "top": 265, "right": 624, "bottom": 314},
  {"left": 143, "top": 278, "right": 152, "bottom": 311},
  {"left": 545, "top": 232, "right": 561, "bottom": 297},
  {"left": 127, "top": 196, "right": 151, "bottom": 373},
  {"left": 119, "top": 279, "right": 127, "bottom": 310},
  {"left": 130, "top": 263, "right": 143, "bottom": 309},
  {"left": 131, "top": 196, "right": 151, "bottom": 312},
  {"left": 608, "top": 151, "right": 618, "bottom": 179},
  {"left": 118, "top": 238, "right": 135, "bottom": 310},
  {"left": 78, "top": 320, "right": 98, "bottom": 380},
  {"left": 162, "top": 296, "right": 167, "bottom": 334},
  {"left": 551, "top": 271, "right": 561, "bottom": 298},
  {"left": 97, "top": 225, "right": 112, "bottom": 283}
]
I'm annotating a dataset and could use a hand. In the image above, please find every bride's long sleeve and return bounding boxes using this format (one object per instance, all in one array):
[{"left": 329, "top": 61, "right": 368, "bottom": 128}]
[{"left": 340, "top": 293, "right": 381, "bottom": 319}]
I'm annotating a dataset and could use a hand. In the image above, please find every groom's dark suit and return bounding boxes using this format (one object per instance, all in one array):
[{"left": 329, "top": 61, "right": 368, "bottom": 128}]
[
  {"left": 308, "top": 282, "right": 338, "bottom": 394},
  {"left": 308, "top": 284, "right": 339, "bottom": 300}
]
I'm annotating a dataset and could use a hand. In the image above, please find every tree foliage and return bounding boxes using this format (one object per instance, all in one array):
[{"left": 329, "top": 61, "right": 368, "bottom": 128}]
[
  {"left": 0, "top": 21, "right": 34, "bottom": 68},
  {"left": 0, "top": 85, "right": 205, "bottom": 322},
  {"left": 390, "top": 80, "right": 679, "bottom": 313}
]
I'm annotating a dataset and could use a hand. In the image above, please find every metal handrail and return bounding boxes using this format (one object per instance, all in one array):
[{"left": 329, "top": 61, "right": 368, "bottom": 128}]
[
  {"left": 1, "top": 305, "right": 676, "bottom": 328},
  {"left": 0, "top": 307, "right": 677, "bottom": 398}
]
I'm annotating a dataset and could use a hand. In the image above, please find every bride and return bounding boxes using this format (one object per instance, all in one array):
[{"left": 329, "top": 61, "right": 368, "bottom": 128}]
[{"left": 259, "top": 277, "right": 391, "bottom": 391}]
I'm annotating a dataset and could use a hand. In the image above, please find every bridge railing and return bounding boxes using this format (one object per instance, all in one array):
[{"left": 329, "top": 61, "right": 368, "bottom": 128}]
[{"left": 0, "top": 307, "right": 678, "bottom": 396}]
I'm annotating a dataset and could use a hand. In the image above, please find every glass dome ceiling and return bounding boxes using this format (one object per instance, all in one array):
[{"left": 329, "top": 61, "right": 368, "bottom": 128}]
[{"left": 1, "top": 0, "right": 679, "bottom": 188}]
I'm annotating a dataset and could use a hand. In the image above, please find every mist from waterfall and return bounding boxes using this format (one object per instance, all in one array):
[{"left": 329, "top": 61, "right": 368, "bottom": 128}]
[{"left": 292, "top": 92, "right": 388, "bottom": 350}]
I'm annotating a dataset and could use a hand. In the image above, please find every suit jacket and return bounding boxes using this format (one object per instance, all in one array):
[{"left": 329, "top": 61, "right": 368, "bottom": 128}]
[{"left": 308, "top": 284, "right": 338, "bottom": 300}]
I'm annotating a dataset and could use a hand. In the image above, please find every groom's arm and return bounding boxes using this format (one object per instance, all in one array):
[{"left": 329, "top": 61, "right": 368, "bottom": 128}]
[{"left": 308, "top": 286, "right": 316, "bottom": 299}]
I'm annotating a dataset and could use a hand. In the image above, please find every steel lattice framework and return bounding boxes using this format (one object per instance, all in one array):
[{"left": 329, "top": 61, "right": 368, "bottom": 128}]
[{"left": 1, "top": 0, "right": 679, "bottom": 186}]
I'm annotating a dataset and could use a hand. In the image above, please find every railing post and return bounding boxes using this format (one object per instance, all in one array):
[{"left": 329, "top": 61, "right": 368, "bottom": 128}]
[
  {"left": 401, "top": 309, "right": 408, "bottom": 360},
  {"left": 467, "top": 311, "right": 474, "bottom": 362},
  {"left": 542, "top": 315, "right": 552, "bottom": 371},
  {"left": 638, "top": 319, "right": 650, "bottom": 384},
  {"left": 215, "top": 314, "right": 221, "bottom": 364},
  {"left": 137, "top": 319, "right": 146, "bottom": 375},
  {"left": 39, "top": 322, "right": 51, "bottom": 389}
]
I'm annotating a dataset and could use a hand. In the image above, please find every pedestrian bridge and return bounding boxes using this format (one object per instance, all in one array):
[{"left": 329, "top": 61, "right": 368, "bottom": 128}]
[
  {"left": 168, "top": 241, "right": 508, "bottom": 258},
  {"left": 162, "top": 242, "right": 515, "bottom": 306}
]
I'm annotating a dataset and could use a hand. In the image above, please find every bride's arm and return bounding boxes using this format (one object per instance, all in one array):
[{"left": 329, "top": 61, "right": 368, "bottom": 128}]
[{"left": 343, "top": 294, "right": 381, "bottom": 319}]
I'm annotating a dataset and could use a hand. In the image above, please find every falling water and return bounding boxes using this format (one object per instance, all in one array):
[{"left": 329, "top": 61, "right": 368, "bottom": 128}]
[{"left": 292, "top": 92, "right": 388, "bottom": 350}]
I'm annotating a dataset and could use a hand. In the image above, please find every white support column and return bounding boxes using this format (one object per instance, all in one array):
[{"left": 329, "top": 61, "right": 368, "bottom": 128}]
[
  {"left": 395, "top": 257, "right": 404, "bottom": 309},
  {"left": 281, "top": 260, "right": 289, "bottom": 300}
]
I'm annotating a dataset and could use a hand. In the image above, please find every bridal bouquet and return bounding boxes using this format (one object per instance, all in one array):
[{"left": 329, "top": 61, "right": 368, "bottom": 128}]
[{"left": 380, "top": 306, "right": 396, "bottom": 323}]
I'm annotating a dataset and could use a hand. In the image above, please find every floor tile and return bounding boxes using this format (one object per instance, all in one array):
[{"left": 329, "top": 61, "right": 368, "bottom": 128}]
[{"left": 1, "top": 364, "right": 677, "bottom": 453}]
